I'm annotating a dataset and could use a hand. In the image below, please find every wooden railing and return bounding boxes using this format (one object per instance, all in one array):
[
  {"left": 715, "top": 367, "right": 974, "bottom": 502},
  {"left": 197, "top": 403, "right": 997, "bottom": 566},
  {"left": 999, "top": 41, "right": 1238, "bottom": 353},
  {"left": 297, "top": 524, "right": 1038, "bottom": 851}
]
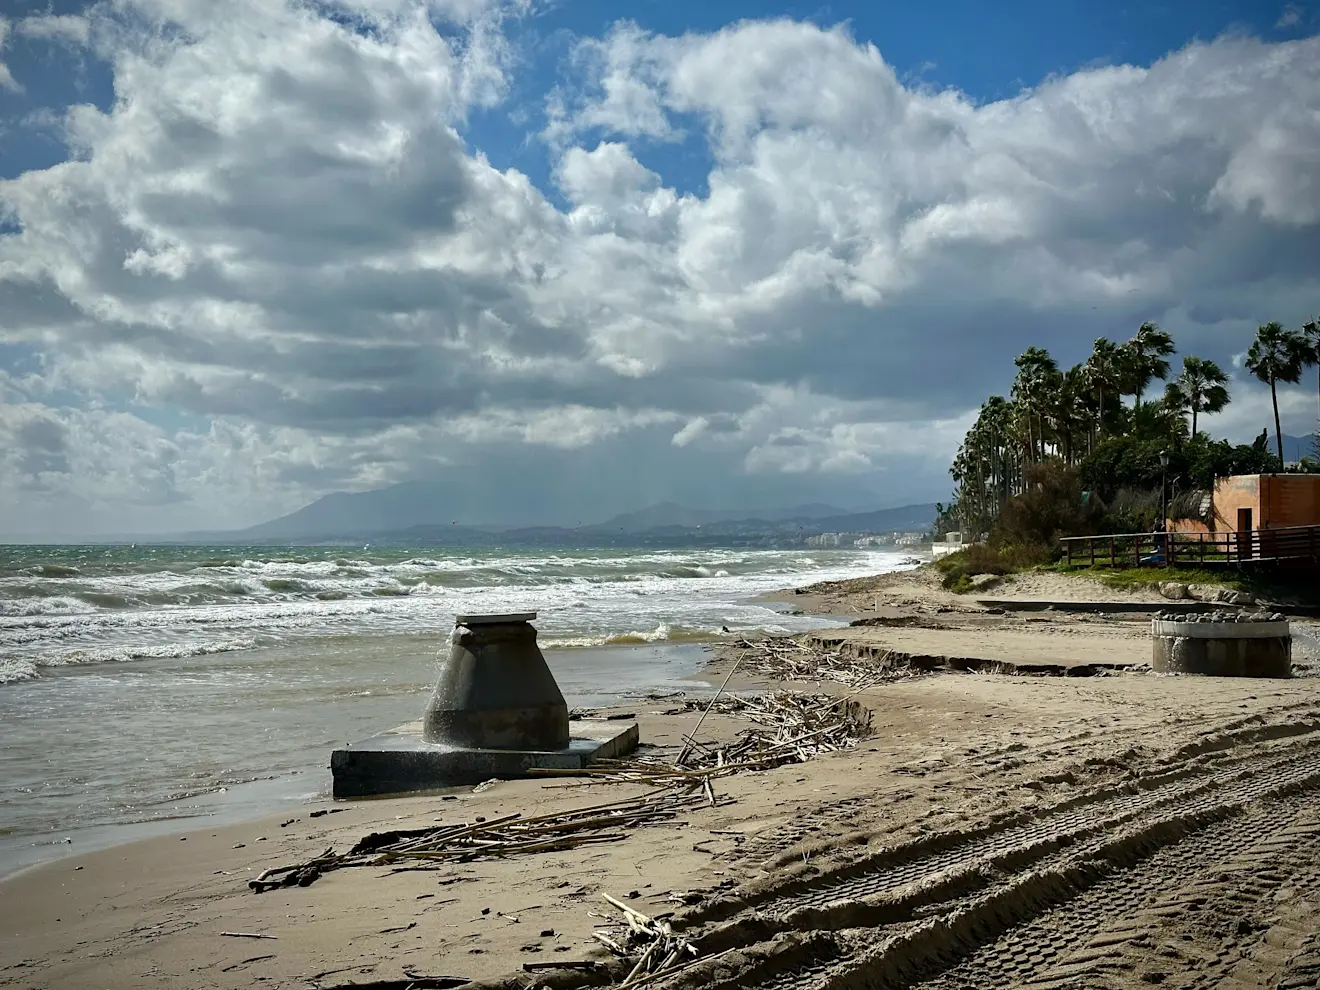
[{"left": 1060, "top": 524, "right": 1320, "bottom": 569}]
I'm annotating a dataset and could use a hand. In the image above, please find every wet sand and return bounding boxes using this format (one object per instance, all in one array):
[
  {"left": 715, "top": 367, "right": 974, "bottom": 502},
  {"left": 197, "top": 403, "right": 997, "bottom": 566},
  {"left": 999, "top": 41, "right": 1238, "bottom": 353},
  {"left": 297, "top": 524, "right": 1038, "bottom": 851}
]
[{"left": 5, "top": 567, "right": 1320, "bottom": 990}]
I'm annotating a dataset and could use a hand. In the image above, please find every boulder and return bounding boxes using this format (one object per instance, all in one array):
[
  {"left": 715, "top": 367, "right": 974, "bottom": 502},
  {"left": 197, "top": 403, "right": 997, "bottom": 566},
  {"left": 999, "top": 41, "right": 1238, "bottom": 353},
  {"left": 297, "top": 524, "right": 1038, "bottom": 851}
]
[
  {"left": 1186, "top": 584, "right": 1251, "bottom": 603},
  {"left": 969, "top": 573, "right": 1002, "bottom": 591},
  {"left": 1215, "top": 589, "right": 1256, "bottom": 606},
  {"left": 1159, "top": 582, "right": 1189, "bottom": 600},
  {"left": 1182, "top": 585, "right": 1257, "bottom": 606}
]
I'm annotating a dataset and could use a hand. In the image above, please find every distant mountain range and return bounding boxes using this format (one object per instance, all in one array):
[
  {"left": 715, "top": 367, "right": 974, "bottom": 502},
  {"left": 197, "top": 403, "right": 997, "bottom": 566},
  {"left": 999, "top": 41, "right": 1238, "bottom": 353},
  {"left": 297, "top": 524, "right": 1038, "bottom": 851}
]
[
  {"left": 192, "top": 486, "right": 938, "bottom": 548},
  {"left": 592, "top": 501, "right": 853, "bottom": 533},
  {"left": 1281, "top": 433, "right": 1318, "bottom": 463}
]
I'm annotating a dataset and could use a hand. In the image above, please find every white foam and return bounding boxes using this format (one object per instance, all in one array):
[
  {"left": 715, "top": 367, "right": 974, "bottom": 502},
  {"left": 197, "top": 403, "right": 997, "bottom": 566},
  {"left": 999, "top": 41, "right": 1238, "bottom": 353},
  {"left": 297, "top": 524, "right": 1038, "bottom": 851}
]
[{"left": 0, "top": 548, "right": 916, "bottom": 679}]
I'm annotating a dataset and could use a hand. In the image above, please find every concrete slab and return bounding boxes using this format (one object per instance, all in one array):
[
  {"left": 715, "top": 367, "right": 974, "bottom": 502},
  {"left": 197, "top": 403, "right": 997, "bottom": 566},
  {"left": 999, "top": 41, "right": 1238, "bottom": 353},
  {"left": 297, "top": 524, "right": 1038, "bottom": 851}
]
[
  {"left": 455, "top": 611, "right": 537, "bottom": 625},
  {"left": 976, "top": 599, "right": 1194, "bottom": 614},
  {"left": 806, "top": 625, "right": 1150, "bottom": 674},
  {"left": 975, "top": 598, "right": 1320, "bottom": 617},
  {"left": 330, "top": 719, "right": 639, "bottom": 798}
]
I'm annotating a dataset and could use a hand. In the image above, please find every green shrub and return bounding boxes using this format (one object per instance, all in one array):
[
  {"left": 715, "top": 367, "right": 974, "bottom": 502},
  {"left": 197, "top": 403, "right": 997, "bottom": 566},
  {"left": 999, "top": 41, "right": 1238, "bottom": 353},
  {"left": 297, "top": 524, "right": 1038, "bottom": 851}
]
[
  {"left": 1098, "top": 486, "right": 1161, "bottom": 534},
  {"left": 993, "top": 461, "right": 1099, "bottom": 551},
  {"left": 945, "top": 572, "right": 974, "bottom": 594},
  {"left": 1081, "top": 431, "right": 1281, "bottom": 500},
  {"left": 935, "top": 542, "right": 1052, "bottom": 591}
]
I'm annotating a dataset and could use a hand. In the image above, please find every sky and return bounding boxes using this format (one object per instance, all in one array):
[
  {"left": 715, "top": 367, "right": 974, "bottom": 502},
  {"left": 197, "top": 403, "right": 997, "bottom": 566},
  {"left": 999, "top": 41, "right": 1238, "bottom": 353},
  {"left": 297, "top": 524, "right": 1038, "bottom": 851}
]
[{"left": 1, "top": 0, "right": 1318, "bottom": 538}]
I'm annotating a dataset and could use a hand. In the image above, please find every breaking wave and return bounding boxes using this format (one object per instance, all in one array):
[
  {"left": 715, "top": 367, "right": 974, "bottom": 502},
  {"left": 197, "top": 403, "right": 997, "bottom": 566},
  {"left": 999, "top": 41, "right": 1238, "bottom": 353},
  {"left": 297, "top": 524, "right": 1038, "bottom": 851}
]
[
  {"left": 0, "top": 544, "right": 916, "bottom": 682},
  {"left": 0, "top": 638, "right": 259, "bottom": 684}
]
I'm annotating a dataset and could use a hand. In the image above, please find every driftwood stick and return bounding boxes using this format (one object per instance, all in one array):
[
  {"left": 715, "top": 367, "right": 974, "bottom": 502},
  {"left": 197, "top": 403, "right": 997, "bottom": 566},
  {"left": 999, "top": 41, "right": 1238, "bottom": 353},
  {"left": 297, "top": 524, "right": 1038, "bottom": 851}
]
[
  {"left": 592, "top": 932, "right": 627, "bottom": 955},
  {"left": 676, "top": 650, "right": 749, "bottom": 767},
  {"left": 624, "top": 938, "right": 661, "bottom": 983},
  {"left": 602, "top": 893, "right": 653, "bottom": 924},
  {"left": 376, "top": 812, "right": 524, "bottom": 855},
  {"left": 608, "top": 944, "right": 702, "bottom": 990},
  {"left": 523, "top": 961, "right": 599, "bottom": 972}
]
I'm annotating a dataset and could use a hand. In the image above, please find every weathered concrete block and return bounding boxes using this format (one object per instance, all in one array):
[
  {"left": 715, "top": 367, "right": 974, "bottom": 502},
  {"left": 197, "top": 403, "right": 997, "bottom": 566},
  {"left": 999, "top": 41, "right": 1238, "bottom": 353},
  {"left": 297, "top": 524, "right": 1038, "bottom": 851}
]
[
  {"left": 1151, "top": 617, "right": 1290, "bottom": 678},
  {"left": 331, "top": 719, "right": 639, "bottom": 798},
  {"left": 331, "top": 611, "right": 643, "bottom": 798},
  {"left": 331, "top": 611, "right": 642, "bottom": 798},
  {"left": 423, "top": 612, "right": 569, "bottom": 751}
]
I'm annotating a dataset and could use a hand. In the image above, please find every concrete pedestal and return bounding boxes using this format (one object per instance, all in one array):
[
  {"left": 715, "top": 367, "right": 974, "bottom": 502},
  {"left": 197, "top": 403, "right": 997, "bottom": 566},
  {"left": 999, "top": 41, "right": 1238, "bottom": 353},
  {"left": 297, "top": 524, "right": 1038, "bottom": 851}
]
[
  {"left": 330, "top": 718, "right": 639, "bottom": 798},
  {"left": 423, "top": 612, "right": 569, "bottom": 750},
  {"left": 331, "top": 611, "right": 639, "bottom": 798},
  {"left": 1151, "top": 618, "right": 1291, "bottom": 678}
]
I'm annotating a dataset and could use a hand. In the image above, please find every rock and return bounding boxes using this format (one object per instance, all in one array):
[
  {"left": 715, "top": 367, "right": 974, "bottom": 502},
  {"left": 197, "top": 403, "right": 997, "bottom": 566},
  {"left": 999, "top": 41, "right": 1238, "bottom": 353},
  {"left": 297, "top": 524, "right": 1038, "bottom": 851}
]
[
  {"left": 1215, "top": 589, "right": 1256, "bottom": 606},
  {"left": 968, "top": 573, "right": 1002, "bottom": 591},
  {"left": 1185, "top": 584, "right": 1255, "bottom": 606},
  {"left": 1159, "top": 582, "right": 1189, "bottom": 600}
]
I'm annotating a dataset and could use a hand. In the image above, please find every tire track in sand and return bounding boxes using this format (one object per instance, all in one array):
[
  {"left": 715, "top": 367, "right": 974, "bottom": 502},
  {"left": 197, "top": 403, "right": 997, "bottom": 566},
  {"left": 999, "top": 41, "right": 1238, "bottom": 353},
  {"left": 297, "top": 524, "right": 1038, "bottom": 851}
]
[{"left": 662, "top": 727, "right": 1320, "bottom": 990}]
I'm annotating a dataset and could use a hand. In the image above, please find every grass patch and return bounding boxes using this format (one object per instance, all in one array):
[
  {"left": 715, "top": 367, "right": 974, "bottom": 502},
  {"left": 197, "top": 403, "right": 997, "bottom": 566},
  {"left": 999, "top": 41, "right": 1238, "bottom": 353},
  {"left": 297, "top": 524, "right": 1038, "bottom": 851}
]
[
  {"left": 935, "top": 543, "right": 1053, "bottom": 592},
  {"left": 1049, "top": 563, "right": 1320, "bottom": 606},
  {"left": 1048, "top": 563, "right": 1244, "bottom": 593}
]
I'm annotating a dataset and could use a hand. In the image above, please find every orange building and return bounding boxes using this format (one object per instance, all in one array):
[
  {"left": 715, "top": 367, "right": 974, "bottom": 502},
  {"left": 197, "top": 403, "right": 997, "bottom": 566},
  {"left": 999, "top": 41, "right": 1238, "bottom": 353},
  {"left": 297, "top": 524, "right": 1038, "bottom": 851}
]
[{"left": 1171, "top": 474, "right": 1320, "bottom": 535}]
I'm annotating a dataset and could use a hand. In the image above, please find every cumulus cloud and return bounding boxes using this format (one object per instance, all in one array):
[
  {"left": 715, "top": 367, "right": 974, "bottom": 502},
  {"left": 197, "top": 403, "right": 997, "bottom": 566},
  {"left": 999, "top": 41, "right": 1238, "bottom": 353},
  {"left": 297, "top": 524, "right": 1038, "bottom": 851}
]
[
  {"left": 17, "top": 14, "right": 92, "bottom": 46},
  {"left": 1, "top": 4, "right": 1319, "bottom": 534},
  {"left": 1277, "top": 5, "right": 1304, "bottom": 29},
  {"left": 0, "top": 16, "right": 21, "bottom": 92}
]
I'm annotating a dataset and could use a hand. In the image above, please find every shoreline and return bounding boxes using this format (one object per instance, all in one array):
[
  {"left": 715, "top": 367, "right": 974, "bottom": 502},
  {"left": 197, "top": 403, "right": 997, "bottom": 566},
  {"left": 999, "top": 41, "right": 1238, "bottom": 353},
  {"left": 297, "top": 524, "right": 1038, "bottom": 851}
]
[
  {"left": 0, "top": 563, "right": 1085, "bottom": 882},
  {"left": 0, "top": 592, "right": 852, "bottom": 881},
  {"left": 10, "top": 564, "right": 1320, "bottom": 988},
  {"left": 0, "top": 640, "right": 723, "bottom": 882}
]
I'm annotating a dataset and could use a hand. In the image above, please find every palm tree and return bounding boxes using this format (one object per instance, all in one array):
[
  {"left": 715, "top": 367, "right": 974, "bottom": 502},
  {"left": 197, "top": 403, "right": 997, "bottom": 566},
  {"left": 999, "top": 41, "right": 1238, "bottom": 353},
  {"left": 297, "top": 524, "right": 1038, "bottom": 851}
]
[
  {"left": 1012, "top": 347, "right": 1058, "bottom": 464},
  {"left": 1085, "top": 338, "right": 1123, "bottom": 439},
  {"left": 981, "top": 395, "right": 1018, "bottom": 501},
  {"left": 950, "top": 395, "right": 1022, "bottom": 534},
  {"left": 1300, "top": 314, "right": 1320, "bottom": 432},
  {"left": 1164, "top": 355, "right": 1231, "bottom": 436},
  {"left": 1245, "top": 322, "right": 1308, "bottom": 464},
  {"left": 1048, "top": 365, "right": 1094, "bottom": 463},
  {"left": 1131, "top": 396, "right": 1189, "bottom": 445},
  {"left": 1121, "top": 322, "right": 1176, "bottom": 407}
]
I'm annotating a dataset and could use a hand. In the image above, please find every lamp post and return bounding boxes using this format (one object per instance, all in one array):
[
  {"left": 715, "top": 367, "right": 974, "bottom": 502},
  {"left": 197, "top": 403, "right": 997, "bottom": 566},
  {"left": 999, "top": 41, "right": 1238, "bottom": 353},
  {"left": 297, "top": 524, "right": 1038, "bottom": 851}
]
[{"left": 1159, "top": 450, "right": 1169, "bottom": 542}]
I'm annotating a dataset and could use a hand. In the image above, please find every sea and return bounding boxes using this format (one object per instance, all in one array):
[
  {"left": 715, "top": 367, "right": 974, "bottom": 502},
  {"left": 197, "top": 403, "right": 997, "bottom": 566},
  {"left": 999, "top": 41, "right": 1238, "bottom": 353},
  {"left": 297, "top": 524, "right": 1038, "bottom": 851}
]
[{"left": 0, "top": 543, "right": 913, "bottom": 876}]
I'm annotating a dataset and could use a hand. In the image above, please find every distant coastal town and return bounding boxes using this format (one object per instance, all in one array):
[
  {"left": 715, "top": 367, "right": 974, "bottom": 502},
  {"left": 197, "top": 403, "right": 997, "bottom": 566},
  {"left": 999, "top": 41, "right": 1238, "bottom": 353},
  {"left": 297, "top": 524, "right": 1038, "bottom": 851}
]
[{"left": 802, "top": 531, "right": 929, "bottom": 548}]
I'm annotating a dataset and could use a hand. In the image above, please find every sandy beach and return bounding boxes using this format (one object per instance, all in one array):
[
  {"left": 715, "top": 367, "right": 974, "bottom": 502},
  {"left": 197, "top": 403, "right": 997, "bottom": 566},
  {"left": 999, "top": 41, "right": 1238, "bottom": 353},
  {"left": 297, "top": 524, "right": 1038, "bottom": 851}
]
[{"left": 5, "top": 565, "right": 1320, "bottom": 989}]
